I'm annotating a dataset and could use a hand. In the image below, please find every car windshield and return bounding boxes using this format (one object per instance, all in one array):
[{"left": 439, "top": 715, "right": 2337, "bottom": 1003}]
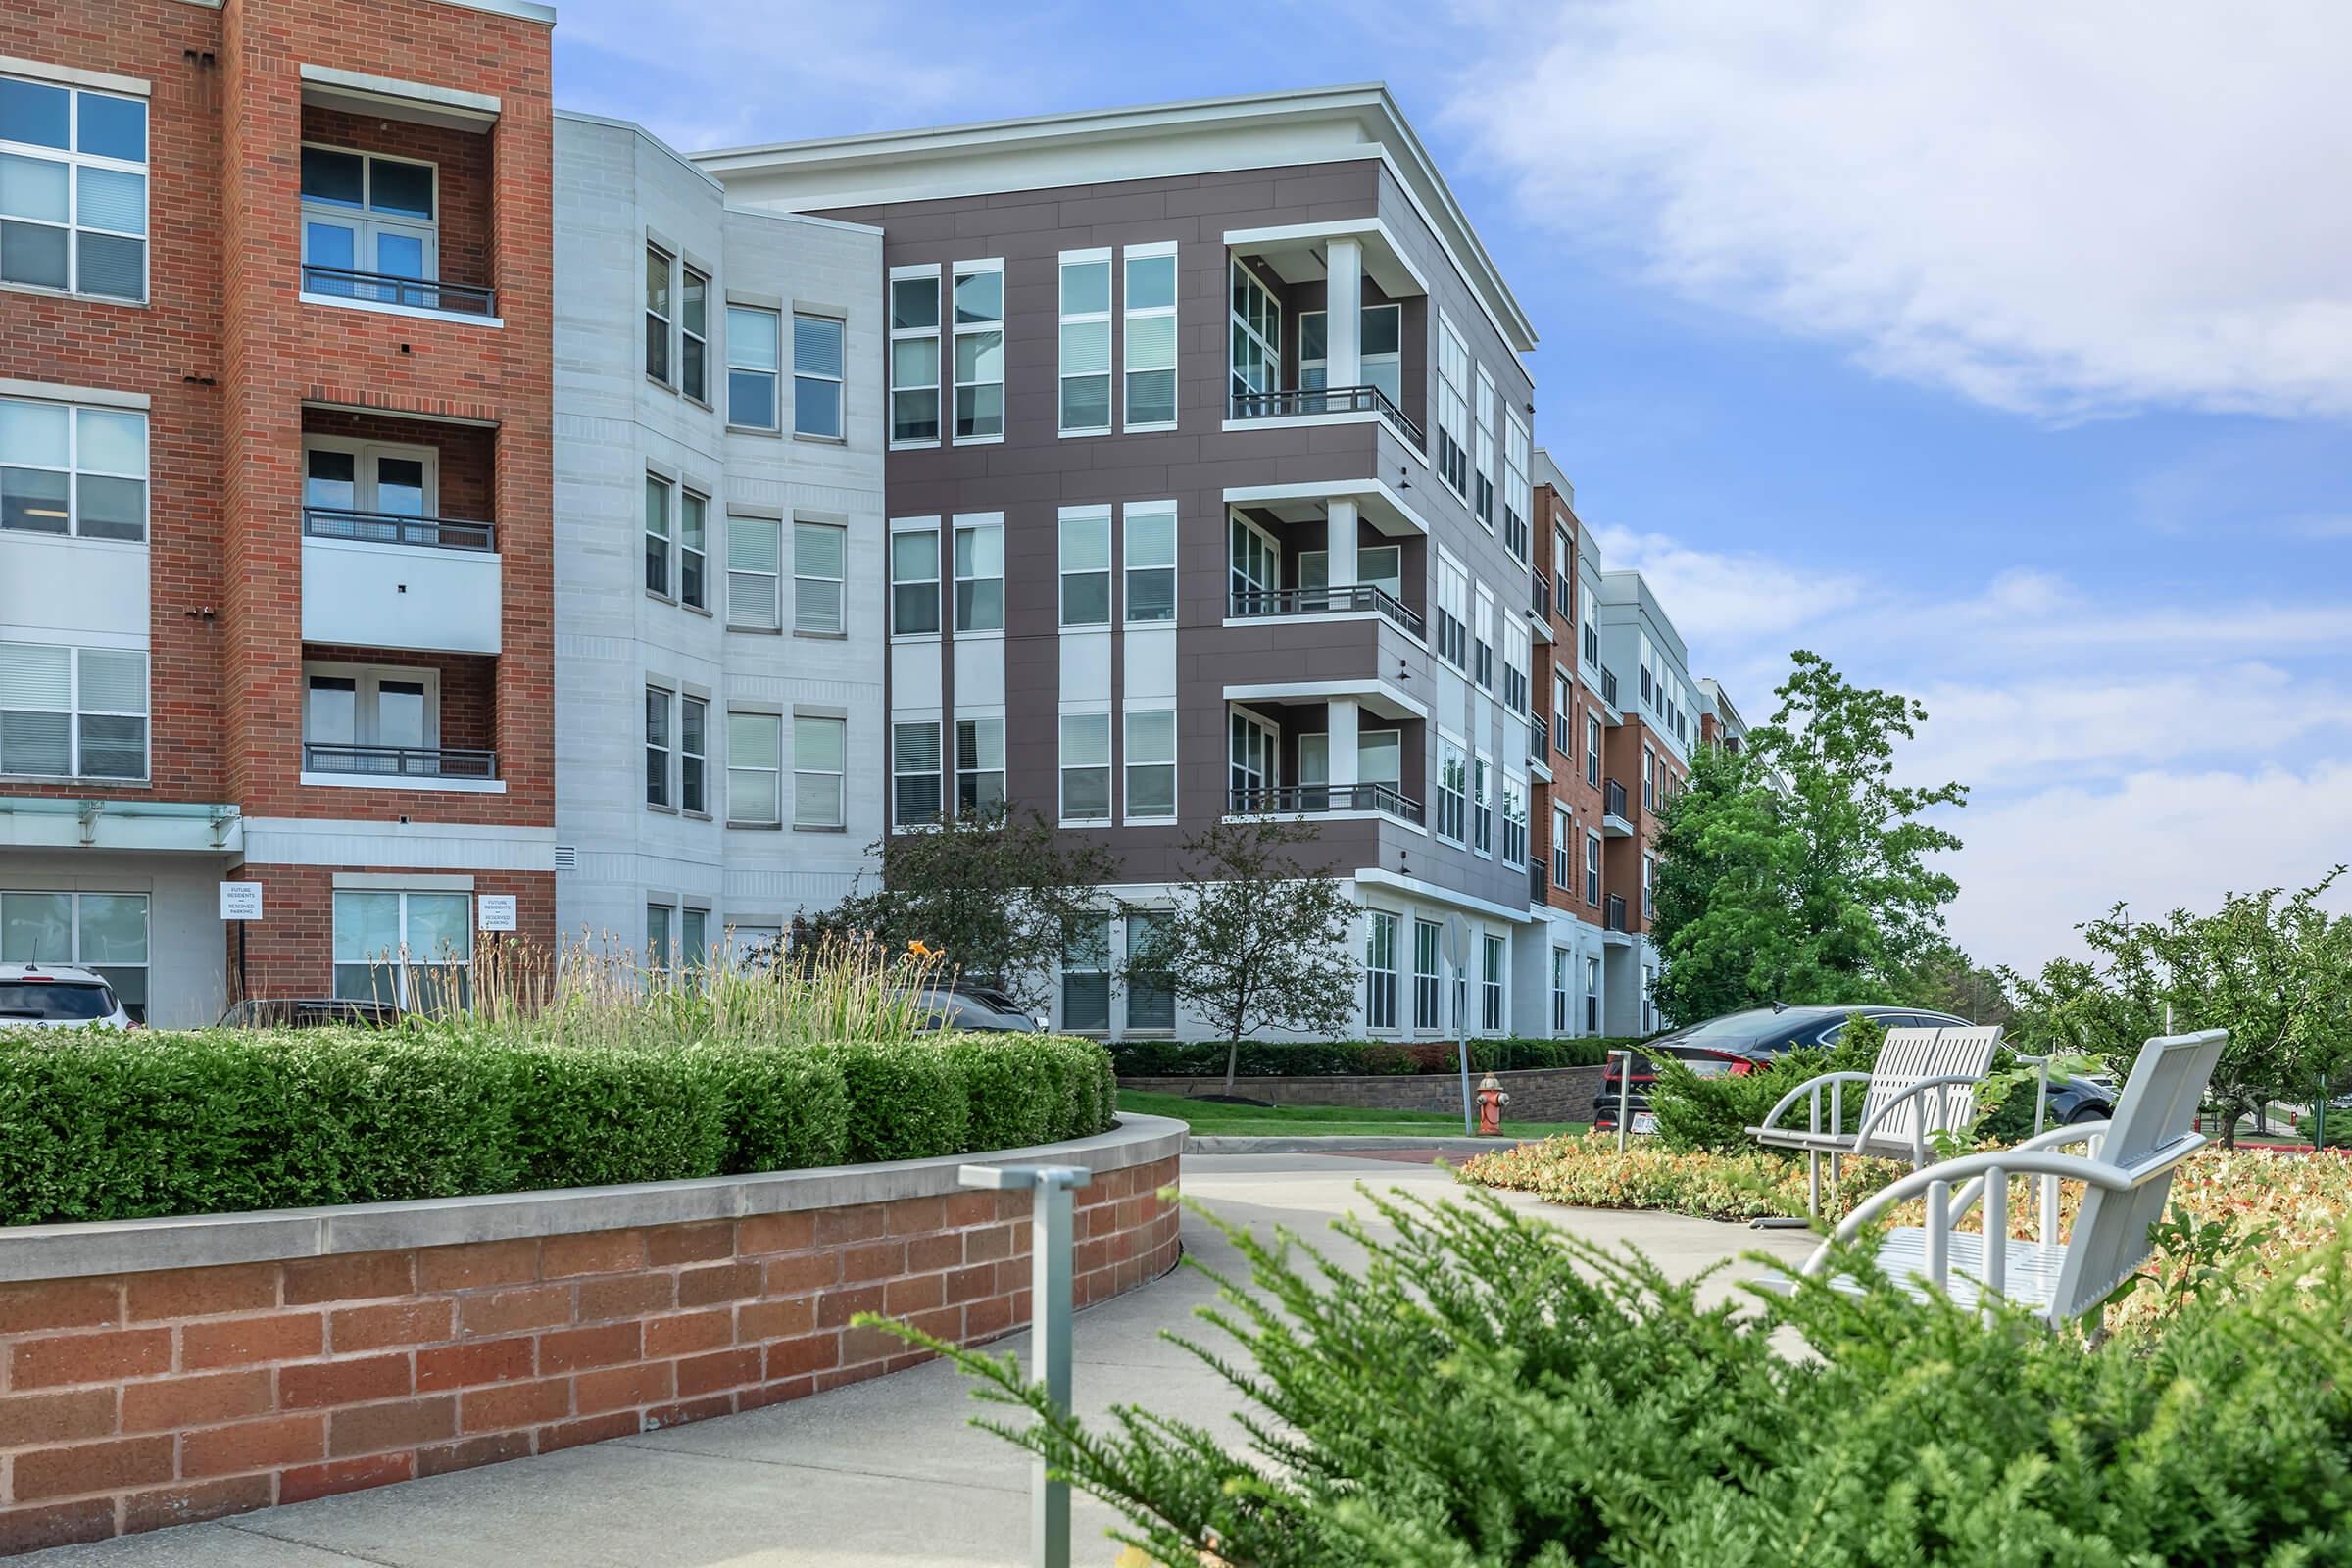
[
  {"left": 1662, "top": 1008, "right": 1830, "bottom": 1047},
  {"left": 0, "top": 981, "right": 117, "bottom": 1020}
]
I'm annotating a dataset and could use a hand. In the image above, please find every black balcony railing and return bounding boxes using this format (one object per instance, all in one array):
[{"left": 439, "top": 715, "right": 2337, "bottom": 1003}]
[
  {"left": 1230, "top": 384, "right": 1425, "bottom": 449},
  {"left": 1528, "top": 706, "right": 1549, "bottom": 758},
  {"left": 1530, "top": 860, "right": 1547, "bottom": 905},
  {"left": 1604, "top": 778, "right": 1630, "bottom": 820},
  {"left": 1229, "top": 583, "right": 1425, "bottom": 639},
  {"left": 304, "top": 744, "right": 498, "bottom": 781},
  {"left": 302, "top": 264, "right": 497, "bottom": 317},
  {"left": 1606, "top": 895, "right": 1629, "bottom": 933},
  {"left": 1532, "top": 574, "right": 1552, "bottom": 622},
  {"left": 1599, "top": 666, "right": 1619, "bottom": 707},
  {"left": 304, "top": 506, "right": 497, "bottom": 553},
  {"left": 1227, "top": 782, "right": 1423, "bottom": 825}
]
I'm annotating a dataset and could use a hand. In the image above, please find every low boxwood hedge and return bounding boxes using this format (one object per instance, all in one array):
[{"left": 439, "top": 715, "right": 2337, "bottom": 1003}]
[
  {"left": 0, "top": 1026, "right": 1116, "bottom": 1227},
  {"left": 1108, "top": 1036, "right": 1638, "bottom": 1079}
]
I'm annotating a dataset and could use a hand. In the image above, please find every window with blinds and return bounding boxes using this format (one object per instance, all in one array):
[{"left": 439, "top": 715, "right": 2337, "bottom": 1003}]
[
  {"left": 725, "top": 710, "right": 780, "bottom": 825},
  {"left": 1059, "top": 711, "right": 1110, "bottom": 822},
  {"left": 892, "top": 719, "right": 942, "bottom": 827},
  {"left": 792, "top": 314, "right": 844, "bottom": 439},
  {"left": 0, "top": 397, "right": 147, "bottom": 541},
  {"left": 726, "top": 306, "right": 779, "bottom": 431},
  {"left": 793, "top": 714, "right": 846, "bottom": 828},
  {"left": 0, "top": 74, "right": 147, "bottom": 301},
  {"left": 1058, "top": 508, "right": 1110, "bottom": 626},
  {"left": 891, "top": 524, "right": 940, "bottom": 635},
  {"left": 793, "top": 521, "right": 845, "bottom": 634},
  {"left": 726, "top": 515, "right": 780, "bottom": 630},
  {"left": 1124, "top": 709, "right": 1175, "bottom": 820},
  {"left": 1123, "top": 244, "right": 1177, "bottom": 429},
  {"left": 0, "top": 642, "right": 145, "bottom": 778},
  {"left": 889, "top": 270, "right": 941, "bottom": 445},
  {"left": 1058, "top": 251, "right": 1112, "bottom": 435},
  {"left": 954, "top": 518, "right": 1004, "bottom": 632},
  {"left": 956, "top": 716, "right": 1004, "bottom": 813},
  {"left": 1123, "top": 502, "right": 1176, "bottom": 623}
]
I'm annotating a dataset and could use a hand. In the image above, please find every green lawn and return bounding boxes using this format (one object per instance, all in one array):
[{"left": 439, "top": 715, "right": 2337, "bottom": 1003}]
[{"left": 1119, "top": 1089, "right": 1590, "bottom": 1141}]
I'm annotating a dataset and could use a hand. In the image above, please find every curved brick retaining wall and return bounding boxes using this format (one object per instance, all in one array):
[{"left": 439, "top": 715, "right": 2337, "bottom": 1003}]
[
  {"left": 1122, "top": 1063, "right": 1607, "bottom": 1123},
  {"left": 0, "top": 1115, "right": 1185, "bottom": 1556}
]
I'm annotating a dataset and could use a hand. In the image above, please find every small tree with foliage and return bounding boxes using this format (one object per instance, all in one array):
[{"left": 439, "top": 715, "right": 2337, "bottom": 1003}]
[
  {"left": 809, "top": 803, "right": 1119, "bottom": 1012},
  {"left": 1900, "top": 939, "right": 2015, "bottom": 1028},
  {"left": 1138, "top": 817, "right": 1357, "bottom": 1096}
]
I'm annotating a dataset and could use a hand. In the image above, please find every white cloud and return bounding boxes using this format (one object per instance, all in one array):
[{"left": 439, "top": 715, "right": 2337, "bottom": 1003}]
[{"left": 1453, "top": 0, "right": 2352, "bottom": 419}]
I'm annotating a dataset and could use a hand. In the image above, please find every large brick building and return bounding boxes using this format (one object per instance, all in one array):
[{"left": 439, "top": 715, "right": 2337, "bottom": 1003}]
[{"left": 0, "top": 0, "right": 557, "bottom": 1023}]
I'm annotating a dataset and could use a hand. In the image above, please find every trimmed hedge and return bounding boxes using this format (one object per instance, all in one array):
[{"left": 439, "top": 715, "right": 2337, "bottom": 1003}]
[
  {"left": 0, "top": 1027, "right": 1116, "bottom": 1227},
  {"left": 1109, "top": 1037, "right": 1638, "bottom": 1079}
]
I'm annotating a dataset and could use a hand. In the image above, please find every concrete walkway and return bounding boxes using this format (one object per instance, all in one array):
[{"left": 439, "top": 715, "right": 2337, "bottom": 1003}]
[{"left": 25, "top": 1155, "right": 1815, "bottom": 1568}]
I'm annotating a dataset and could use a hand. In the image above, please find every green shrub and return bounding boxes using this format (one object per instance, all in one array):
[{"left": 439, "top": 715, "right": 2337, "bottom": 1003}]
[
  {"left": 1648, "top": 1013, "right": 1886, "bottom": 1153},
  {"left": 900, "top": 1187, "right": 2352, "bottom": 1567},
  {"left": 947, "top": 1036, "right": 1055, "bottom": 1153},
  {"left": 694, "top": 1045, "right": 851, "bottom": 1174},
  {"left": 1106, "top": 1036, "right": 1630, "bottom": 1079},
  {"left": 501, "top": 1044, "right": 731, "bottom": 1190},
  {"left": 826, "top": 1040, "right": 969, "bottom": 1164}
]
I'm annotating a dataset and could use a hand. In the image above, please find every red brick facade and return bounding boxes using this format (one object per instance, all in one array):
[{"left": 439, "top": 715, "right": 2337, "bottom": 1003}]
[
  {"left": 1531, "top": 481, "right": 1608, "bottom": 929},
  {"left": 0, "top": 1155, "right": 1183, "bottom": 1555}
]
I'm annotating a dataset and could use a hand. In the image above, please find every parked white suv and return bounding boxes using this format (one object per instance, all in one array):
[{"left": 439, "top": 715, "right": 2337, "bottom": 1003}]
[{"left": 0, "top": 964, "right": 135, "bottom": 1030}]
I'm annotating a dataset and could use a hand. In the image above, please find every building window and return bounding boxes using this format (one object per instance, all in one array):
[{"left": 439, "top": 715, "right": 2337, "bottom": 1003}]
[
  {"left": 1481, "top": 932, "right": 1505, "bottom": 1033},
  {"left": 1123, "top": 502, "right": 1176, "bottom": 623},
  {"left": 1058, "top": 250, "right": 1112, "bottom": 434},
  {"left": 1229, "top": 710, "right": 1274, "bottom": 802},
  {"left": 1554, "top": 670, "right": 1573, "bottom": 757},
  {"left": 680, "top": 695, "right": 708, "bottom": 814},
  {"left": 1474, "top": 589, "right": 1495, "bottom": 690},
  {"left": 1473, "top": 367, "right": 1497, "bottom": 527},
  {"left": 642, "top": 244, "right": 671, "bottom": 383},
  {"left": 889, "top": 270, "right": 941, "bottom": 444},
  {"left": 1434, "top": 554, "right": 1468, "bottom": 668},
  {"left": 1503, "top": 410, "right": 1532, "bottom": 562},
  {"left": 1, "top": 75, "right": 146, "bottom": 301},
  {"left": 299, "top": 145, "right": 438, "bottom": 305},
  {"left": 726, "top": 710, "right": 781, "bottom": 826},
  {"left": 643, "top": 474, "right": 670, "bottom": 597},
  {"left": 1, "top": 397, "right": 146, "bottom": 541},
  {"left": 1642, "top": 964, "right": 1657, "bottom": 1034},
  {"left": 1643, "top": 851, "right": 1656, "bottom": 920},
  {"left": 1550, "top": 947, "right": 1570, "bottom": 1036},
  {"left": 0, "top": 643, "right": 145, "bottom": 779},
  {"left": 1586, "top": 956, "right": 1601, "bottom": 1034},
  {"left": 1060, "top": 712, "right": 1110, "bottom": 822},
  {"left": 333, "top": 889, "right": 470, "bottom": 1010},
  {"left": 793, "top": 715, "right": 846, "bottom": 828},
  {"left": 1435, "top": 739, "right": 1467, "bottom": 844},
  {"left": 1361, "top": 728, "right": 1402, "bottom": 788},
  {"left": 1552, "top": 805, "right": 1572, "bottom": 891},
  {"left": 645, "top": 903, "right": 672, "bottom": 972},
  {"left": 792, "top": 314, "right": 845, "bottom": 439},
  {"left": 1124, "top": 244, "right": 1178, "bottom": 428},
  {"left": 644, "top": 685, "right": 671, "bottom": 808},
  {"left": 1125, "top": 709, "right": 1176, "bottom": 820},
  {"left": 1299, "top": 302, "right": 1402, "bottom": 405},
  {"left": 1504, "top": 623, "right": 1530, "bottom": 714},
  {"left": 1229, "top": 259, "right": 1281, "bottom": 405},
  {"left": 956, "top": 716, "right": 1004, "bottom": 813},
  {"left": 675, "top": 491, "right": 708, "bottom": 611},
  {"left": 1642, "top": 746, "right": 1655, "bottom": 810},
  {"left": 726, "top": 305, "right": 780, "bottom": 431},
  {"left": 1502, "top": 775, "right": 1528, "bottom": 868},
  {"left": 1060, "top": 914, "right": 1111, "bottom": 1032},
  {"left": 793, "top": 520, "right": 845, "bottom": 635},
  {"left": 955, "top": 518, "right": 1004, "bottom": 632},
  {"left": 1, "top": 890, "right": 149, "bottom": 1022},
  {"left": 302, "top": 663, "right": 434, "bottom": 774},
  {"left": 679, "top": 268, "right": 709, "bottom": 401},
  {"left": 1436, "top": 316, "right": 1470, "bottom": 498},
  {"left": 1586, "top": 713, "right": 1602, "bottom": 788},
  {"left": 726, "top": 515, "right": 781, "bottom": 630},
  {"left": 893, "top": 719, "right": 942, "bottom": 826},
  {"left": 1364, "top": 910, "right": 1399, "bottom": 1031},
  {"left": 1471, "top": 755, "right": 1494, "bottom": 856},
  {"left": 1126, "top": 911, "right": 1176, "bottom": 1032},
  {"left": 891, "top": 524, "right": 940, "bottom": 635},
  {"left": 1412, "top": 919, "right": 1442, "bottom": 1032},
  {"left": 1059, "top": 508, "right": 1110, "bottom": 626},
  {"left": 1581, "top": 585, "right": 1600, "bottom": 668},
  {"left": 1586, "top": 831, "right": 1602, "bottom": 906},
  {"left": 953, "top": 262, "right": 1004, "bottom": 441},
  {"left": 1228, "top": 512, "right": 1279, "bottom": 606},
  {"left": 681, "top": 907, "right": 710, "bottom": 970}
]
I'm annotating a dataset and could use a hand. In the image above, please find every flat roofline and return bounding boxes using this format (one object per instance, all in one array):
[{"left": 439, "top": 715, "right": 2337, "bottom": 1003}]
[{"left": 694, "top": 83, "right": 1535, "bottom": 353}]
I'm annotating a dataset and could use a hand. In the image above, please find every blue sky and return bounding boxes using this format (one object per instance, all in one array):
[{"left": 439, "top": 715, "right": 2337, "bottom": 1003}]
[{"left": 553, "top": 0, "right": 2352, "bottom": 971}]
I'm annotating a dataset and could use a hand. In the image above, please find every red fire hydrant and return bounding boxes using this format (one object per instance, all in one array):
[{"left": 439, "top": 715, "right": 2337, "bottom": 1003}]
[{"left": 1475, "top": 1072, "right": 1511, "bottom": 1137}]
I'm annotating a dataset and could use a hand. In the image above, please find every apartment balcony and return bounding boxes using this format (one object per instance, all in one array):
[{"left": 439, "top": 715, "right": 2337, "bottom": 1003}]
[
  {"left": 302, "top": 743, "right": 497, "bottom": 782},
  {"left": 1226, "top": 782, "right": 1424, "bottom": 828},
  {"left": 1228, "top": 583, "right": 1424, "bottom": 640},
  {"left": 301, "top": 506, "right": 503, "bottom": 656},
  {"left": 1602, "top": 778, "right": 1634, "bottom": 836},
  {"left": 1228, "top": 384, "right": 1423, "bottom": 450},
  {"left": 1529, "top": 860, "right": 1547, "bottom": 906},
  {"left": 1605, "top": 894, "right": 1631, "bottom": 940},
  {"left": 299, "top": 265, "right": 496, "bottom": 319},
  {"left": 1224, "top": 221, "right": 1429, "bottom": 455}
]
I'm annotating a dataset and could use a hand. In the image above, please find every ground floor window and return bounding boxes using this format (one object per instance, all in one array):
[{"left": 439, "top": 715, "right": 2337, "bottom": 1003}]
[
  {"left": 1364, "top": 909, "right": 1398, "bottom": 1031},
  {"left": 1125, "top": 911, "right": 1175, "bottom": 1032},
  {"left": 0, "top": 890, "right": 148, "bottom": 1022},
  {"left": 1061, "top": 914, "right": 1111, "bottom": 1032},
  {"left": 1550, "top": 947, "right": 1570, "bottom": 1035},
  {"left": 1481, "top": 932, "right": 1504, "bottom": 1032},
  {"left": 1585, "top": 956, "right": 1601, "bottom": 1035},
  {"left": 1642, "top": 963, "right": 1657, "bottom": 1034},
  {"left": 1412, "top": 919, "right": 1442, "bottom": 1031},
  {"left": 333, "top": 889, "right": 472, "bottom": 1009}
]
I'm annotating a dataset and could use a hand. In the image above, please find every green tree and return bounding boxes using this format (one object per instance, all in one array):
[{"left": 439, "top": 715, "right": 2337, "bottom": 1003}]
[
  {"left": 1136, "top": 817, "right": 1358, "bottom": 1096},
  {"left": 1650, "top": 652, "right": 1966, "bottom": 1026},
  {"left": 1899, "top": 939, "right": 2016, "bottom": 1028},
  {"left": 811, "top": 803, "right": 1119, "bottom": 1011},
  {"left": 2006, "top": 870, "right": 2352, "bottom": 1147}
]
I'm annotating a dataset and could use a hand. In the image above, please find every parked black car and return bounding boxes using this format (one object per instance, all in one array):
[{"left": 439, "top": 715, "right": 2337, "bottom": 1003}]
[
  {"left": 900, "top": 982, "right": 1045, "bottom": 1034},
  {"left": 1592, "top": 1004, "right": 1973, "bottom": 1130}
]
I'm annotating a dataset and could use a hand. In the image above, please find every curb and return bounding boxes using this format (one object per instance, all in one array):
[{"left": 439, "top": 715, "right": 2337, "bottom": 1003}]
[{"left": 1184, "top": 1134, "right": 1545, "bottom": 1156}]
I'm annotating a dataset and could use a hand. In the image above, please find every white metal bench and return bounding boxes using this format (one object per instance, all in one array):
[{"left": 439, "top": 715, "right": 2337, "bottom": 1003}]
[
  {"left": 1746, "top": 1025, "right": 2003, "bottom": 1217},
  {"left": 1791, "top": 1029, "right": 2229, "bottom": 1327}
]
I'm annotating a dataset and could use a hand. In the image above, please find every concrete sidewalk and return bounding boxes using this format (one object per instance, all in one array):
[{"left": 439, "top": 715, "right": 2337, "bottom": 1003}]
[{"left": 24, "top": 1155, "right": 1814, "bottom": 1567}]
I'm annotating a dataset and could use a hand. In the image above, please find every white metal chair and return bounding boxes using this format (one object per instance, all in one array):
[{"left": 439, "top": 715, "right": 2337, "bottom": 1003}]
[
  {"left": 1747, "top": 1025, "right": 2003, "bottom": 1218},
  {"left": 1790, "top": 1029, "right": 2229, "bottom": 1327}
]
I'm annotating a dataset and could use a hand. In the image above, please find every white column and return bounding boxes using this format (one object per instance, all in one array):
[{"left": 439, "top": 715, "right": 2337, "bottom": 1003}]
[
  {"left": 1326, "top": 497, "right": 1359, "bottom": 590},
  {"left": 1326, "top": 237, "right": 1363, "bottom": 390},
  {"left": 1329, "top": 697, "right": 1360, "bottom": 789}
]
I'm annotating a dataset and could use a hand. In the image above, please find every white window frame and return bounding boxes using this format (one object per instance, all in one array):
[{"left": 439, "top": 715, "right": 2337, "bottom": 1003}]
[
  {"left": 0, "top": 641, "right": 148, "bottom": 781},
  {"left": 1586, "top": 712, "right": 1602, "bottom": 788},
  {"left": 1643, "top": 850, "right": 1657, "bottom": 920},
  {"left": 725, "top": 304, "right": 781, "bottom": 433},
  {"left": 1481, "top": 932, "right": 1505, "bottom": 1034},
  {"left": 643, "top": 472, "right": 671, "bottom": 599},
  {"left": 0, "top": 74, "right": 148, "bottom": 303},
  {"left": 675, "top": 489, "right": 708, "bottom": 612},
  {"left": 1228, "top": 508, "right": 1281, "bottom": 606},
  {"left": 1436, "top": 312, "right": 1470, "bottom": 501},
  {"left": 1412, "top": 918, "right": 1442, "bottom": 1033},
  {"left": 679, "top": 693, "right": 708, "bottom": 815},
  {"left": 300, "top": 143, "right": 439, "bottom": 305},
  {"left": 678, "top": 266, "right": 709, "bottom": 403},
  {"left": 2, "top": 394, "right": 149, "bottom": 543},
  {"left": 1471, "top": 752, "right": 1494, "bottom": 856},
  {"left": 1123, "top": 707, "right": 1176, "bottom": 823},
  {"left": 726, "top": 514, "right": 782, "bottom": 632},
  {"left": 301, "top": 658, "right": 437, "bottom": 761},
  {"left": 1123, "top": 501, "right": 1177, "bottom": 625},
  {"left": 1552, "top": 805, "right": 1572, "bottom": 891},
  {"left": 644, "top": 683, "right": 672, "bottom": 809},
  {"left": 1434, "top": 550, "right": 1468, "bottom": 669},
  {"left": 1364, "top": 908, "right": 1400, "bottom": 1032},
  {"left": 1229, "top": 258, "right": 1281, "bottom": 406},
  {"left": 1298, "top": 301, "right": 1402, "bottom": 404},
  {"left": 792, "top": 519, "right": 846, "bottom": 636},
  {"left": 1550, "top": 946, "right": 1571, "bottom": 1036},
  {"left": 791, "top": 312, "right": 846, "bottom": 440},
  {"left": 951, "top": 259, "right": 1004, "bottom": 444},
  {"left": 954, "top": 514, "right": 1004, "bottom": 634},
  {"left": 1123, "top": 241, "right": 1178, "bottom": 431},
  {"left": 793, "top": 714, "right": 847, "bottom": 829},
  {"left": 892, "top": 717, "right": 943, "bottom": 828},
  {"left": 1057, "top": 247, "right": 1113, "bottom": 436},
  {"left": 956, "top": 715, "right": 1005, "bottom": 815},
  {"left": 890, "top": 517, "right": 942, "bottom": 638},
  {"left": 1435, "top": 735, "right": 1468, "bottom": 845},
  {"left": 888, "top": 264, "right": 942, "bottom": 448},
  {"left": 1585, "top": 830, "right": 1603, "bottom": 907},
  {"left": 725, "top": 709, "right": 782, "bottom": 827},
  {"left": 1228, "top": 706, "right": 1277, "bottom": 806},
  {"left": 1059, "top": 913, "right": 1113, "bottom": 1034},
  {"left": 643, "top": 242, "right": 672, "bottom": 385},
  {"left": 1502, "top": 409, "right": 1532, "bottom": 563},
  {"left": 0, "top": 889, "right": 149, "bottom": 1021},
  {"left": 1058, "top": 506, "right": 1111, "bottom": 628},
  {"left": 1473, "top": 365, "right": 1498, "bottom": 529},
  {"left": 1502, "top": 773, "right": 1528, "bottom": 869},
  {"left": 1059, "top": 710, "right": 1112, "bottom": 825},
  {"left": 1473, "top": 586, "right": 1495, "bottom": 691},
  {"left": 331, "top": 888, "right": 472, "bottom": 1010}
]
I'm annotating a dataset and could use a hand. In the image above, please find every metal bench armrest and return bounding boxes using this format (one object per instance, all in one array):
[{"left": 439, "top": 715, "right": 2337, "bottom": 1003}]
[
  {"left": 1754, "top": 1071, "right": 1874, "bottom": 1135},
  {"left": 1850, "top": 1073, "right": 1989, "bottom": 1149},
  {"left": 1801, "top": 1150, "right": 2143, "bottom": 1278}
]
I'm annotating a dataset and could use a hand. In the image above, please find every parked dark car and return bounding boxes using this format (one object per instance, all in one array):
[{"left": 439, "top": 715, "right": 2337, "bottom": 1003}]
[
  {"left": 1592, "top": 1004, "right": 1973, "bottom": 1130},
  {"left": 900, "top": 982, "right": 1045, "bottom": 1034},
  {"left": 216, "top": 999, "right": 403, "bottom": 1030}
]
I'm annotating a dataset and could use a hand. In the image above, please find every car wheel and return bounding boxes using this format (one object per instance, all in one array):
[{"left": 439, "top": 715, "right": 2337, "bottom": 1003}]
[{"left": 2064, "top": 1102, "right": 2107, "bottom": 1125}]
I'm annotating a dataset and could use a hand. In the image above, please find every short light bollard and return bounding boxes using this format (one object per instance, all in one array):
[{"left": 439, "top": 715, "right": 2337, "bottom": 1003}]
[
  {"left": 960, "top": 1161, "right": 1093, "bottom": 1568},
  {"left": 1608, "top": 1049, "right": 1635, "bottom": 1152}
]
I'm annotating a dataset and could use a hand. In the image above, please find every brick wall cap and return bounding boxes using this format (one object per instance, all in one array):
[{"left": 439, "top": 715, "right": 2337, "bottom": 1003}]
[{"left": 0, "top": 1118, "right": 1184, "bottom": 1285}]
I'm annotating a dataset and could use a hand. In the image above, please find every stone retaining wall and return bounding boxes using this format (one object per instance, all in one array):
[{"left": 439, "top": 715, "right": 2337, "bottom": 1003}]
[
  {"left": 0, "top": 1118, "right": 1185, "bottom": 1556},
  {"left": 1122, "top": 1064, "right": 1607, "bottom": 1124}
]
